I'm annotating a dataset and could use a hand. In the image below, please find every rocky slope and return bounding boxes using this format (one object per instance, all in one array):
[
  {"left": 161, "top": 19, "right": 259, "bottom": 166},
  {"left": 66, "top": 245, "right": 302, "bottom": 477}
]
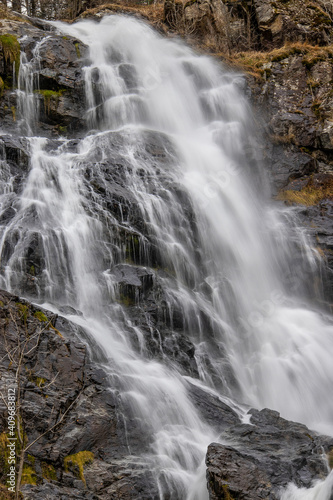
[
  {"left": 0, "top": 6, "right": 332, "bottom": 500},
  {"left": 1, "top": 288, "right": 332, "bottom": 498}
]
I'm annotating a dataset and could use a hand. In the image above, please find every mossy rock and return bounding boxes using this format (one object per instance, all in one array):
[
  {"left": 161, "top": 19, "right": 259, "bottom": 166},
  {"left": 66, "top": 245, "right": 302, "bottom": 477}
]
[
  {"left": 22, "top": 463, "right": 37, "bottom": 486},
  {"left": 64, "top": 451, "right": 94, "bottom": 486},
  {"left": 0, "top": 432, "right": 11, "bottom": 480},
  {"left": 36, "top": 89, "right": 66, "bottom": 115},
  {"left": 74, "top": 42, "right": 81, "bottom": 58},
  {"left": 0, "top": 34, "right": 20, "bottom": 80},
  {"left": 41, "top": 461, "right": 57, "bottom": 481},
  {"left": 34, "top": 311, "right": 48, "bottom": 323},
  {"left": 16, "top": 302, "right": 29, "bottom": 323},
  {"left": 222, "top": 484, "right": 235, "bottom": 499}
]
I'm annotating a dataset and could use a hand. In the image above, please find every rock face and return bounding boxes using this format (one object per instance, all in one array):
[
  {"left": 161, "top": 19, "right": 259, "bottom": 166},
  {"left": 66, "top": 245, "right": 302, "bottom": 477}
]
[
  {"left": 164, "top": 0, "right": 333, "bottom": 51},
  {"left": 252, "top": 0, "right": 332, "bottom": 48},
  {"left": 0, "top": 289, "right": 161, "bottom": 498},
  {"left": 0, "top": 18, "right": 87, "bottom": 136},
  {"left": 0, "top": 289, "right": 332, "bottom": 499},
  {"left": 206, "top": 408, "right": 333, "bottom": 499}
]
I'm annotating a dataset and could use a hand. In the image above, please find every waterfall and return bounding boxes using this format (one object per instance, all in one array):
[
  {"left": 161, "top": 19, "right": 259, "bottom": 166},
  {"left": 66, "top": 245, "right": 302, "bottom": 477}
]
[{"left": 0, "top": 14, "right": 332, "bottom": 499}]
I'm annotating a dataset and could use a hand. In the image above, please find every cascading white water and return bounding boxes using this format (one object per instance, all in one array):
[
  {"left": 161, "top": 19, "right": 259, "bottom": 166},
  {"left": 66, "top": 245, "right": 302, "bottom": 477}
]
[
  {"left": 17, "top": 37, "right": 49, "bottom": 134},
  {"left": 0, "top": 14, "right": 332, "bottom": 499}
]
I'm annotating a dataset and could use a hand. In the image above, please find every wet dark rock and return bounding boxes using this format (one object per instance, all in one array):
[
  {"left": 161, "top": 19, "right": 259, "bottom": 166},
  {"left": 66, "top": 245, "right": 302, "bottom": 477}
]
[
  {"left": 0, "top": 135, "right": 29, "bottom": 168},
  {"left": 245, "top": 49, "right": 333, "bottom": 300},
  {"left": 0, "top": 289, "right": 160, "bottom": 498},
  {"left": 206, "top": 407, "right": 333, "bottom": 499},
  {"left": 118, "top": 63, "right": 138, "bottom": 92},
  {"left": 0, "top": 19, "right": 87, "bottom": 136},
  {"left": 111, "top": 263, "right": 199, "bottom": 377},
  {"left": 266, "top": 143, "right": 318, "bottom": 193},
  {"left": 187, "top": 382, "right": 241, "bottom": 430}
]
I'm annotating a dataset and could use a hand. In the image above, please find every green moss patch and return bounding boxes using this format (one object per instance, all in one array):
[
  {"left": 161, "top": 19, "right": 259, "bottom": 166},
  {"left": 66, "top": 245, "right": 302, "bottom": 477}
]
[
  {"left": 0, "top": 432, "right": 11, "bottom": 479},
  {"left": 0, "top": 34, "right": 20, "bottom": 79},
  {"left": 74, "top": 42, "right": 81, "bottom": 58},
  {"left": 36, "top": 89, "right": 66, "bottom": 114},
  {"left": 41, "top": 461, "right": 57, "bottom": 481},
  {"left": 21, "top": 463, "right": 37, "bottom": 485},
  {"left": 64, "top": 451, "right": 94, "bottom": 486},
  {"left": 17, "top": 302, "right": 29, "bottom": 323},
  {"left": 34, "top": 311, "right": 48, "bottom": 323}
]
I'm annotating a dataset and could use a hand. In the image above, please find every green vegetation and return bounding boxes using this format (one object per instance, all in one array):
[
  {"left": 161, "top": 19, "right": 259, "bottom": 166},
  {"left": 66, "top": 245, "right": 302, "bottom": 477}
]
[
  {"left": 26, "top": 368, "right": 47, "bottom": 387},
  {"left": 74, "top": 42, "right": 81, "bottom": 58},
  {"left": 221, "top": 484, "right": 235, "bottom": 500},
  {"left": 11, "top": 106, "right": 16, "bottom": 122},
  {"left": 34, "top": 311, "right": 48, "bottom": 323},
  {"left": 22, "top": 455, "right": 37, "bottom": 485},
  {"left": 58, "top": 125, "right": 68, "bottom": 135},
  {"left": 311, "top": 99, "right": 322, "bottom": 119},
  {"left": 64, "top": 451, "right": 94, "bottom": 486},
  {"left": 37, "top": 89, "right": 65, "bottom": 114},
  {"left": 118, "top": 293, "right": 135, "bottom": 307},
  {"left": 125, "top": 234, "right": 140, "bottom": 263},
  {"left": 17, "top": 302, "right": 29, "bottom": 323},
  {"left": 0, "top": 432, "right": 11, "bottom": 478},
  {"left": 41, "top": 461, "right": 57, "bottom": 481},
  {"left": 0, "top": 34, "right": 21, "bottom": 79}
]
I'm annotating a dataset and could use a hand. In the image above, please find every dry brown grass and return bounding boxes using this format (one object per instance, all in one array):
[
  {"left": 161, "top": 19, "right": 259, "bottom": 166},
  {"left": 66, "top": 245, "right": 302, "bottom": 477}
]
[
  {"left": 217, "top": 42, "right": 333, "bottom": 78},
  {"left": 78, "top": 2, "right": 164, "bottom": 24},
  {"left": 276, "top": 175, "right": 333, "bottom": 206}
]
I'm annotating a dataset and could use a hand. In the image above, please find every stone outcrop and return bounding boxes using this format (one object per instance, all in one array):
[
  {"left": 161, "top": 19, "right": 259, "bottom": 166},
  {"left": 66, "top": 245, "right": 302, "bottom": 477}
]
[
  {"left": 164, "top": 0, "right": 333, "bottom": 52},
  {"left": 253, "top": 0, "right": 332, "bottom": 48},
  {"left": 206, "top": 408, "right": 333, "bottom": 499}
]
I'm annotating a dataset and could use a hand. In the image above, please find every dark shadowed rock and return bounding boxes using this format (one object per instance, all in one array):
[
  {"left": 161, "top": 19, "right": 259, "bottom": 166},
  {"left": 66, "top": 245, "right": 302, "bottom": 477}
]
[
  {"left": 206, "top": 407, "right": 333, "bottom": 499},
  {"left": 0, "top": 289, "right": 160, "bottom": 498}
]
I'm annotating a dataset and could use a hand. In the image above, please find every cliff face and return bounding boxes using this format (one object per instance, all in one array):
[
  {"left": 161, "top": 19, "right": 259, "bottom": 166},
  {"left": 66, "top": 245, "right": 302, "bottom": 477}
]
[{"left": 0, "top": 8, "right": 332, "bottom": 500}]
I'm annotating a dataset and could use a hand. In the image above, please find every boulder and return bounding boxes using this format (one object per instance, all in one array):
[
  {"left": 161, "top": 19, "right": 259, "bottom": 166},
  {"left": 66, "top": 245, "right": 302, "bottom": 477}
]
[{"left": 206, "top": 408, "right": 333, "bottom": 499}]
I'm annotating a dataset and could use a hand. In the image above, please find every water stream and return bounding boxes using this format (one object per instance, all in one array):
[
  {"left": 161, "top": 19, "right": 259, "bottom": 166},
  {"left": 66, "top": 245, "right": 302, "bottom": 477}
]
[{"left": 0, "top": 14, "right": 332, "bottom": 499}]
